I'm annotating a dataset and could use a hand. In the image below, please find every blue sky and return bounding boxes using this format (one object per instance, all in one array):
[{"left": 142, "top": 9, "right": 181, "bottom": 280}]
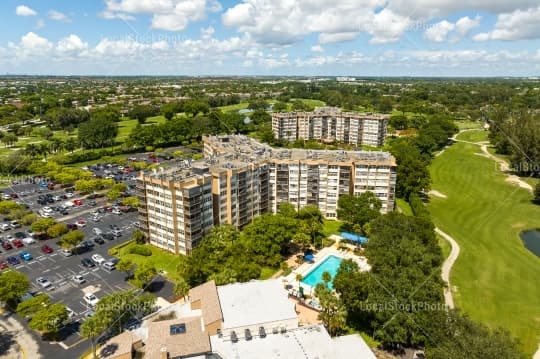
[{"left": 0, "top": 0, "right": 539, "bottom": 76}]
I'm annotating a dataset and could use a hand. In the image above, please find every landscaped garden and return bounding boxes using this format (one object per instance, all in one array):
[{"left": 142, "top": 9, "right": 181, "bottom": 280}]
[{"left": 428, "top": 133, "right": 540, "bottom": 354}]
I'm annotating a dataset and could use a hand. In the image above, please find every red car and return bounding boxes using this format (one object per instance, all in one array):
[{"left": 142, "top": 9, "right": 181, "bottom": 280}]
[
  {"left": 12, "top": 239, "right": 24, "bottom": 248},
  {"left": 41, "top": 245, "right": 54, "bottom": 254},
  {"left": 1, "top": 241, "right": 12, "bottom": 250},
  {"left": 73, "top": 199, "right": 83, "bottom": 206},
  {"left": 0, "top": 261, "right": 8, "bottom": 270}
]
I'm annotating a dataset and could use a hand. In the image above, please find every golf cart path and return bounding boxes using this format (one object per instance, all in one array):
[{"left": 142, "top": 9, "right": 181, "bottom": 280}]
[{"left": 436, "top": 228, "right": 459, "bottom": 309}]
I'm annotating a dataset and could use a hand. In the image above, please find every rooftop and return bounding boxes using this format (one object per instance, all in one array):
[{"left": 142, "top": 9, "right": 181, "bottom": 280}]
[
  {"left": 145, "top": 317, "right": 211, "bottom": 358},
  {"left": 99, "top": 331, "right": 141, "bottom": 359},
  {"left": 272, "top": 107, "right": 389, "bottom": 120},
  {"left": 217, "top": 279, "right": 297, "bottom": 330},
  {"left": 210, "top": 324, "right": 377, "bottom": 359},
  {"left": 189, "top": 280, "right": 224, "bottom": 325}
]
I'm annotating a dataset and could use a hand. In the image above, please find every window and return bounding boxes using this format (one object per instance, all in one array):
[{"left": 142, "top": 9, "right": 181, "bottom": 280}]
[{"left": 170, "top": 323, "right": 186, "bottom": 335}]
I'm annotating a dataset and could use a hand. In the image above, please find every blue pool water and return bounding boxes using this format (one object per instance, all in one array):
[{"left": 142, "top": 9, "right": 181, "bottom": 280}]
[{"left": 301, "top": 255, "right": 343, "bottom": 289}]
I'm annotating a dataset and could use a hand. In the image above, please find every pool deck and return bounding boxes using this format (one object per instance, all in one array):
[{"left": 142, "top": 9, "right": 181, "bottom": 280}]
[{"left": 283, "top": 246, "right": 371, "bottom": 297}]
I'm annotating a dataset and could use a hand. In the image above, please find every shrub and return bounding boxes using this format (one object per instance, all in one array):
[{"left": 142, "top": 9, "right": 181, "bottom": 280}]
[{"left": 128, "top": 245, "right": 152, "bottom": 257}]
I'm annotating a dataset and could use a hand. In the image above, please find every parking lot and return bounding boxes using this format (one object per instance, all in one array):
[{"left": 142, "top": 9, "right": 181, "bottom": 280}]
[{"left": 0, "top": 167, "right": 141, "bottom": 348}]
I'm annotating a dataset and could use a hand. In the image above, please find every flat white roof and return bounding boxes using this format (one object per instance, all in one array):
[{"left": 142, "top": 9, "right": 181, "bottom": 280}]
[
  {"left": 217, "top": 279, "right": 297, "bottom": 330},
  {"left": 210, "top": 324, "right": 376, "bottom": 359}
]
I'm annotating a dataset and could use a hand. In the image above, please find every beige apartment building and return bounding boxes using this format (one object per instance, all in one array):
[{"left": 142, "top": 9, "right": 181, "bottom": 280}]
[
  {"left": 272, "top": 107, "right": 389, "bottom": 147},
  {"left": 137, "top": 135, "right": 396, "bottom": 254}
]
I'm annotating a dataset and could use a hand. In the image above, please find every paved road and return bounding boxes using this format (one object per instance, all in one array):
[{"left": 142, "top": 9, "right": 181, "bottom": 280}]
[
  {"left": 0, "top": 313, "right": 42, "bottom": 359},
  {"left": 435, "top": 227, "right": 460, "bottom": 309}
]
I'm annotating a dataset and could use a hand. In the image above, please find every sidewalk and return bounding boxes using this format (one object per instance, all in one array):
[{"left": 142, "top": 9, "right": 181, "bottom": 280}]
[{"left": 0, "top": 313, "right": 42, "bottom": 359}]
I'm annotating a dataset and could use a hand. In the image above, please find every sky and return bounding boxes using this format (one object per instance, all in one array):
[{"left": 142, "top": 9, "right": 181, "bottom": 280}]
[{"left": 0, "top": 0, "right": 539, "bottom": 77}]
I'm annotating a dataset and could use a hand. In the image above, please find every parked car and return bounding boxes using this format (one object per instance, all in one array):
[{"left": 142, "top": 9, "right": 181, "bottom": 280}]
[
  {"left": 102, "top": 233, "right": 115, "bottom": 241},
  {"left": 111, "top": 229, "right": 122, "bottom": 237},
  {"left": 13, "top": 232, "right": 26, "bottom": 239},
  {"left": 83, "top": 293, "right": 99, "bottom": 307},
  {"left": 59, "top": 248, "right": 73, "bottom": 256},
  {"left": 12, "top": 239, "right": 24, "bottom": 248},
  {"left": 72, "top": 275, "right": 86, "bottom": 284},
  {"left": 2, "top": 241, "right": 13, "bottom": 250},
  {"left": 41, "top": 245, "right": 54, "bottom": 254},
  {"left": 0, "top": 261, "right": 8, "bottom": 270},
  {"left": 81, "top": 258, "right": 95, "bottom": 267},
  {"left": 0, "top": 223, "right": 10, "bottom": 232},
  {"left": 36, "top": 277, "right": 52, "bottom": 289},
  {"left": 67, "top": 223, "right": 78, "bottom": 230},
  {"left": 112, "top": 208, "right": 122, "bottom": 215},
  {"left": 6, "top": 256, "right": 20, "bottom": 265},
  {"left": 22, "top": 237, "right": 35, "bottom": 244},
  {"left": 10, "top": 221, "right": 21, "bottom": 229},
  {"left": 73, "top": 199, "right": 83, "bottom": 206},
  {"left": 93, "top": 236, "right": 105, "bottom": 245},
  {"left": 19, "top": 251, "right": 33, "bottom": 261},
  {"left": 76, "top": 220, "right": 87, "bottom": 228},
  {"left": 91, "top": 254, "right": 105, "bottom": 265},
  {"left": 92, "top": 228, "right": 103, "bottom": 236},
  {"left": 102, "top": 261, "right": 116, "bottom": 271}
]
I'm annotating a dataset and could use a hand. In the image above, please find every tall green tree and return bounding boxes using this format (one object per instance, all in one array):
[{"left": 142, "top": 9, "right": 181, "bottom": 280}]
[
  {"left": 59, "top": 229, "right": 85, "bottom": 250},
  {"left": 337, "top": 192, "right": 382, "bottom": 233},
  {"left": 78, "top": 117, "right": 118, "bottom": 149},
  {"left": 0, "top": 271, "right": 30, "bottom": 303},
  {"left": 28, "top": 303, "right": 68, "bottom": 338},
  {"left": 80, "top": 316, "right": 108, "bottom": 359},
  {"left": 314, "top": 283, "right": 347, "bottom": 336}
]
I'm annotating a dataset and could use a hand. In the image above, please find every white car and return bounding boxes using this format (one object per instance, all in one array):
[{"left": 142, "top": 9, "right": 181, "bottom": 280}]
[
  {"left": 36, "top": 277, "right": 52, "bottom": 289},
  {"left": 22, "top": 237, "right": 36, "bottom": 244},
  {"left": 83, "top": 293, "right": 99, "bottom": 307},
  {"left": 64, "top": 200, "right": 75, "bottom": 207},
  {"left": 0, "top": 224, "right": 10, "bottom": 232},
  {"left": 73, "top": 275, "right": 86, "bottom": 284},
  {"left": 65, "top": 192, "right": 74, "bottom": 198},
  {"left": 42, "top": 206, "right": 53, "bottom": 213},
  {"left": 66, "top": 307, "right": 75, "bottom": 319},
  {"left": 59, "top": 248, "right": 73, "bottom": 257},
  {"left": 91, "top": 254, "right": 106, "bottom": 265}
]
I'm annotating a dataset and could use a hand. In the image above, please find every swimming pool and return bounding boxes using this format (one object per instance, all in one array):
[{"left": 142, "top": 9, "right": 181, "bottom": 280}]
[{"left": 301, "top": 255, "right": 343, "bottom": 289}]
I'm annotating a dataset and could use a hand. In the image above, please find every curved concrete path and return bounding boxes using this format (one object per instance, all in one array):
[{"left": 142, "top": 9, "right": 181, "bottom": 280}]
[
  {"left": 0, "top": 314, "right": 42, "bottom": 358},
  {"left": 435, "top": 228, "right": 460, "bottom": 309}
]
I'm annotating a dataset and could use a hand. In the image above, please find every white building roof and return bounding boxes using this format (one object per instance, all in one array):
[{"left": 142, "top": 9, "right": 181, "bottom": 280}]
[
  {"left": 210, "top": 324, "right": 376, "bottom": 359},
  {"left": 217, "top": 279, "right": 297, "bottom": 330}
]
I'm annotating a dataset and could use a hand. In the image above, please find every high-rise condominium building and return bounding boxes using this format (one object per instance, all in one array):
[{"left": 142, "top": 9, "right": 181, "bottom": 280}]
[
  {"left": 272, "top": 107, "right": 389, "bottom": 147},
  {"left": 137, "top": 135, "right": 396, "bottom": 254}
]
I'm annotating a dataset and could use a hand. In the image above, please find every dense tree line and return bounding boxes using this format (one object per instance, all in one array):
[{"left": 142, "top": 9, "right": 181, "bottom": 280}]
[
  {"left": 489, "top": 108, "right": 540, "bottom": 177},
  {"left": 183, "top": 204, "right": 323, "bottom": 286}
]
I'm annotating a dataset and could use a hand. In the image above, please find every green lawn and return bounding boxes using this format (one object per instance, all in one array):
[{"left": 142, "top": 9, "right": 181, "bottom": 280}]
[
  {"left": 259, "top": 267, "right": 278, "bottom": 280},
  {"left": 396, "top": 198, "right": 413, "bottom": 216},
  {"left": 455, "top": 120, "right": 483, "bottom": 130},
  {"left": 456, "top": 129, "right": 489, "bottom": 143},
  {"left": 218, "top": 102, "right": 249, "bottom": 112},
  {"left": 0, "top": 130, "right": 77, "bottom": 157},
  {"left": 322, "top": 219, "right": 343, "bottom": 237},
  {"left": 116, "top": 118, "right": 138, "bottom": 142},
  {"left": 288, "top": 98, "right": 326, "bottom": 111},
  {"left": 115, "top": 242, "right": 186, "bottom": 282},
  {"left": 428, "top": 140, "right": 540, "bottom": 355},
  {"left": 438, "top": 234, "right": 451, "bottom": 261},
  {"left": 146, "top": 115, "right": 167, "bottom": 124}
]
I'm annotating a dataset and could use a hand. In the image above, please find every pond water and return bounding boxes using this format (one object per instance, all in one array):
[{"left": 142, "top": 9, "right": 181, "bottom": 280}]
[{"left": 520, "top": 229, "right": 540, "bottom": 257}]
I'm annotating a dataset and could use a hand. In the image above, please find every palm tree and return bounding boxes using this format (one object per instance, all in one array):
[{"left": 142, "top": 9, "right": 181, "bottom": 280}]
[
  {"left": 322, "top": 271, "right": 331, "bottom": 287},
  {"left": 24, "top": 143, "right": 39, "bottom": 158},
  {"left": 80, "top": 316, "right": 107, "bottom": 359},
  {"left": 173, "top": 278, "right": 190, "bottom": 301},
  {"left": 295, "top": 273, "right": 303, "bottom": 292}
]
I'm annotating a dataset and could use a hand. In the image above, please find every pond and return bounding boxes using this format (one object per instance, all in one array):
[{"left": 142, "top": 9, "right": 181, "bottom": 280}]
[{"left": 520, "top": 229, "right": 540, "bottom": 257}]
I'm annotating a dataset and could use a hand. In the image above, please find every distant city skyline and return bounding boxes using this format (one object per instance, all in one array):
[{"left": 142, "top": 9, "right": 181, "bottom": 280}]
[{"left": 0, "top": 0, "right": 539, "bottom": 76}]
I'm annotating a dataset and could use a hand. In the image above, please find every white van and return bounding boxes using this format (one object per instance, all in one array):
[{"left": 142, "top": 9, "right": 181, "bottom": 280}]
[{"left": 92, "top": 227, "right": 103, "bottom": 236}]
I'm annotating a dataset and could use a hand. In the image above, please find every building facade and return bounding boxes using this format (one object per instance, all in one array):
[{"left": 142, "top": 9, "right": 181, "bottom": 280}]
[
  {"left": 272, "top": 107, "right": 389, "bottom": 147},
  {"left": 138, "top": 135, "right": 396, "bottom": 254}
]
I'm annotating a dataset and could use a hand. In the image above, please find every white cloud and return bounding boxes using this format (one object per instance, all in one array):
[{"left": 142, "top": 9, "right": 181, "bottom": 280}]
[
  {"left": 365, "top": 9, "right": 411, "bottom": 44},
  {"left": 454, "top": 15, "right": 482, "bottom": 37},
  {"left": 425, "top": 20, "right": 455, "bottom": 42},
  {"left": 103, "top": 0, "right": 221, "bottom": 31},
  {"left": 48, "top": 10, "right": 70, "bottom": 22},
  {"left": 387, "top": 0, "right": 539, "bottom": 19},
  {"left": 474, "top": 6, "right": 540, "bottom": 41},
  {"left": 57, "top": 35, "right": 88, "bottom": 53},
  {"left": 424, "top": 15, "right": 481, "bottom": 42},
  {"left": 319, "top": 32, "right": 357, "bottom": 44},
  {"left": 222, "top": 0, "right": 389, "bottom": 45},
  {"left": 16, "top": 5, "right": 37, "bottom": 17},
  {"left": 311, "top": 45, "right": 324, "bottom": 52}
]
